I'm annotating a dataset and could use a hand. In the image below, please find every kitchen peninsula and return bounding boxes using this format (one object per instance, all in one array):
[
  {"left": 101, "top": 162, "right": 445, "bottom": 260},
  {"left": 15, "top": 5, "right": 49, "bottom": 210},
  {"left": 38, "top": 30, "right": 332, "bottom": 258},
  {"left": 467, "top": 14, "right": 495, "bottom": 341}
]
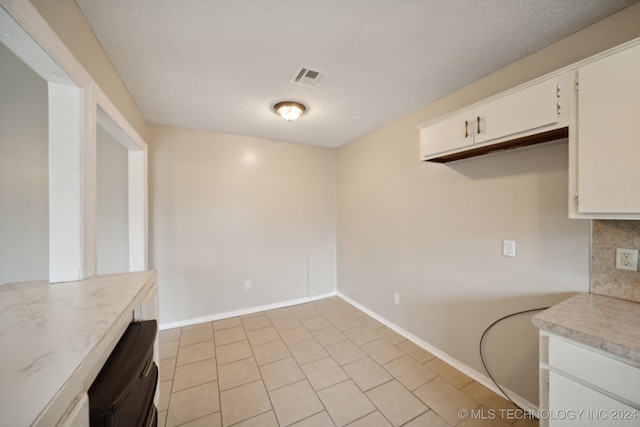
[{"left": 0, "top": 271, "right": 158, "bottom": 426}]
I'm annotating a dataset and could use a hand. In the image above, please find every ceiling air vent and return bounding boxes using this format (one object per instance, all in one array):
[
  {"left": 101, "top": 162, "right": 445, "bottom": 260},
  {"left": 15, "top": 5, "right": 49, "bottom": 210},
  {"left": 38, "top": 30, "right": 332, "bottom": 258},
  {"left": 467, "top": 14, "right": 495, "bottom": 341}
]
[{"left": 290, "top": 65, "right": 328, "bottom": 88}]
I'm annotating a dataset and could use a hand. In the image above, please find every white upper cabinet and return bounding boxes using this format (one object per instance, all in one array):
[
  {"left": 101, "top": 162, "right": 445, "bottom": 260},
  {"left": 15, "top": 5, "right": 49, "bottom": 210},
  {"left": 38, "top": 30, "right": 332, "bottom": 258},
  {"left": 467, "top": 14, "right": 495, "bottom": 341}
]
[
  {"left": 571, "top": 42, "right": 640, "bottom": 218},
  {"left": 418, "top": 35, "right": 640, "bottom": 219},
  {"left": 419, "top": 76, "right": 568, "bottom": 162},
  {"left": 419, "top": 109, "right": 474, "bottom": 157},
  {"left": 473, "top": 78, "right": 560, "bottom": 145}
]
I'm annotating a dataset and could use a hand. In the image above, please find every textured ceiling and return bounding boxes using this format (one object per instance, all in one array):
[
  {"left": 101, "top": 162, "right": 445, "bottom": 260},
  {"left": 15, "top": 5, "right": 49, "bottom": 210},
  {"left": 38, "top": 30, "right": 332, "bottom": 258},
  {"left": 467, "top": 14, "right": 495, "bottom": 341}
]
[{"left": 76, "top": 0, "right": 637, "bottom": 148}]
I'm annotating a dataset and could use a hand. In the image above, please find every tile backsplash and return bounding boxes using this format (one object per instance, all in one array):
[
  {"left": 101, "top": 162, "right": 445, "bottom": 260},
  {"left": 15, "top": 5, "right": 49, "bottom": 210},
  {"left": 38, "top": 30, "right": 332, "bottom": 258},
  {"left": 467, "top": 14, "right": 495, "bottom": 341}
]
[{"left": 591, "top": 220, "right": 640, "bottom": 302}]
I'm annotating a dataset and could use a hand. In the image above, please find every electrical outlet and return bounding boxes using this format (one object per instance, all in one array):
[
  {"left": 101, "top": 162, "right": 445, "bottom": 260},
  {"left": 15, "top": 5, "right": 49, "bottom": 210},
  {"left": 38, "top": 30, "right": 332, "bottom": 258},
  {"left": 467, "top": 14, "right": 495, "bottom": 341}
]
[
  {"left": 245, "top": 281, "right": 252, "bottom": 290},
  {"left": 393, "top": 292, "right": 400, "bottom": 305},
  {"left": 616, "top": 248, "right": 638, "bottom": 271},
  {"left": 503, "top": 240, "right": 517, "bottom": 257}
]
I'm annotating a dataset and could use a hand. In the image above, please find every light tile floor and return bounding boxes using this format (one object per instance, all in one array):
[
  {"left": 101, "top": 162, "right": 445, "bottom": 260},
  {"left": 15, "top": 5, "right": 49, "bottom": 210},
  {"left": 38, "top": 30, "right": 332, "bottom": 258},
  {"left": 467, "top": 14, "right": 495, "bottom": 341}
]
[{"left": 157, "top": 297, "right": 539, "bottom": 427}]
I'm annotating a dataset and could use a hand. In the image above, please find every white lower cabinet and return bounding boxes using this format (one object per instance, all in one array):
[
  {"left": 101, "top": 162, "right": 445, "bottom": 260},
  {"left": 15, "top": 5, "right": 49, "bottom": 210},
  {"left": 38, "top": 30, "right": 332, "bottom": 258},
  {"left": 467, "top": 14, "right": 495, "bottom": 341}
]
[{"left": 540, "top": 333, "right": 640, "bottom": 427}]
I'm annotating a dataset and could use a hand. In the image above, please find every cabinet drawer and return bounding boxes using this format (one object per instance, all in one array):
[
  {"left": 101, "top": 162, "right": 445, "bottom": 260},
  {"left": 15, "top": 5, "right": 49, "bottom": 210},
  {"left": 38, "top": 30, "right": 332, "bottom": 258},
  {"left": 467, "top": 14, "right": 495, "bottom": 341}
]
[
  {"left": 549, "top": 371, "right": 638, "bottom": 426},
  {"left": 549, "top": 336, "right": 640, "bottom": 406}
]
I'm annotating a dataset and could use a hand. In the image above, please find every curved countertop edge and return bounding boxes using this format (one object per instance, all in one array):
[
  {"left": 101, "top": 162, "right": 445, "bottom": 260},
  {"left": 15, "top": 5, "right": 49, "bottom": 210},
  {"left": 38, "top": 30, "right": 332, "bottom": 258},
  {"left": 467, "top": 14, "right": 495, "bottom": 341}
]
[{"left": 532, "top": 292, "right": 640, "bottom": 364}]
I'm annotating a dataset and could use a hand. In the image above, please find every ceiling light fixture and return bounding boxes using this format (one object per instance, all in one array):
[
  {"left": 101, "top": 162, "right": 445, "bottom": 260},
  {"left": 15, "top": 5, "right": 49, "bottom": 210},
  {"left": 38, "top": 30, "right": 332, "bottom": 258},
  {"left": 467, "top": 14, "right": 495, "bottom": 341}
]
[{"left": 274, "top": 101, "right": 306, "bottom": 121}]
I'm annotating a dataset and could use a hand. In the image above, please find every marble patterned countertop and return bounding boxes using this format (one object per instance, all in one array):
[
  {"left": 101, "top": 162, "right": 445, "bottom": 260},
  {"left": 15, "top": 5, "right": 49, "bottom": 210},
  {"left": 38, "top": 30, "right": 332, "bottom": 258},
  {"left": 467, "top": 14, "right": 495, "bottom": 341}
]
[
  {"left": 532, "top": 292, "right": 640, "bottom": 363},
  {"left": 0, "top": 271, "right": 157, "bottom": 427}
]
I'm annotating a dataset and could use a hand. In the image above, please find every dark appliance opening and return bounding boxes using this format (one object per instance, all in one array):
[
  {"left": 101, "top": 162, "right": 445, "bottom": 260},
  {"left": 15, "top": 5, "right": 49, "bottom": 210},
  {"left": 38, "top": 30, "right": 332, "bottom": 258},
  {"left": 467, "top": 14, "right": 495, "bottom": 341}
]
[{"left": 89, "top": 320, "right": 158, "bottom": 427}]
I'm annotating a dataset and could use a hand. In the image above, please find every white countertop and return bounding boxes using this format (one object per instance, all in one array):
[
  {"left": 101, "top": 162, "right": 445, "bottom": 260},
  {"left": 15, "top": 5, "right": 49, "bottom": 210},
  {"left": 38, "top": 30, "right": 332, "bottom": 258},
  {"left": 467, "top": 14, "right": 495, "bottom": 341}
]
[
  {"left": 0, "top": 271, "right": 157, "bottom": 427},
  {"left": 532, "top": 292, "right": 640, "bottom": 363}
]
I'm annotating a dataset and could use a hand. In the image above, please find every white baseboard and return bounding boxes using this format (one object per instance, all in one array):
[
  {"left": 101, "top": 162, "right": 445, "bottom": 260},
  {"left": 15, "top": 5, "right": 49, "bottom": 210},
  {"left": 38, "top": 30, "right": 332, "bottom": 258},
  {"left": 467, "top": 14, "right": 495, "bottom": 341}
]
[
  {"left": 336, "top": 292, "right": 539, "bottom": 414},
  {"left": 159, "top": 291, "right": 338, "bottom": 330},
  {"left": 160, "top": 290, "right": 538, "bottom": 413}
]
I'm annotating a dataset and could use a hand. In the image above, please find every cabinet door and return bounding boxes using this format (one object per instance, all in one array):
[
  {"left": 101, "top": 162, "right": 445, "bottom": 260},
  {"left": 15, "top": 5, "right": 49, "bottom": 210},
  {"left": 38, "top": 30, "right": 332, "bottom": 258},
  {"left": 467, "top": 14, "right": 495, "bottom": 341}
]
[
  {"left": 474, "top": 78, "right": 560, "bottom": 144},
  {"left": 549, "top": 371, "right": 638, "bottom": 427},
  {"left": 576, "top": 44, "right": 640, "bottom": 214},
  {"left": 420, "top": 110, "right": 474, "bottom": 158}
]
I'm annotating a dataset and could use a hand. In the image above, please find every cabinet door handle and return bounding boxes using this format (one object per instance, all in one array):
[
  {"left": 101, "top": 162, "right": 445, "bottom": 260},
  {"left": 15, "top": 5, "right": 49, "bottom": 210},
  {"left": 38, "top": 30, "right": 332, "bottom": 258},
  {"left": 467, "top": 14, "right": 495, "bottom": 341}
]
[
  {"left": 464, "top": 120, "right": 469, "bottom": 138},
  {"left": 476, "top": 116, "right": 481, "bottom": 134}
]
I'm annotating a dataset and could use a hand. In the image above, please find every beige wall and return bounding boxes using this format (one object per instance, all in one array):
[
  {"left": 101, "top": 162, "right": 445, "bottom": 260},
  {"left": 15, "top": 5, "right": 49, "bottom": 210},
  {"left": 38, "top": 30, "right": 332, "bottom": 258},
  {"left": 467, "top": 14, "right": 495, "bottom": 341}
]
[
  {"left": 0, "top": 43, "right": 48, "bottom": 284},
  {"left": 29, "top": 0, "right": 149, "bottom": 141},
  {"left": 149, "top": 125, "right": 336, "bottom": 325},
  {"left": 336, "top": 3, "right": 640, "bottom": 406},
  {"left": 96, "top": 125, "right": 129, "bottom": 275}
]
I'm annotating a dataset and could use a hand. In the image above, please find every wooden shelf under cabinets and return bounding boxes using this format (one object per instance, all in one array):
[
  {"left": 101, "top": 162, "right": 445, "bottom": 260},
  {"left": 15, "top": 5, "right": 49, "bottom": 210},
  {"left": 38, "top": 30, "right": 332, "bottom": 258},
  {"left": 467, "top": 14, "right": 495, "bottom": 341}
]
[{"left": 422, "top": 127, "right": 568, "bottom": 163}]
